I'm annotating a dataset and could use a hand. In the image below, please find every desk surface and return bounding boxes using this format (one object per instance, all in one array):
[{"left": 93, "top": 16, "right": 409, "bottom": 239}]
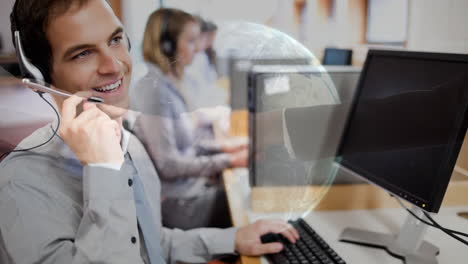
[
  {"left": 223, "top": 169, "right": 468, "bottom": 264},
  {"left": 255, "top": 206, "right": 468, "bottom": 264}
]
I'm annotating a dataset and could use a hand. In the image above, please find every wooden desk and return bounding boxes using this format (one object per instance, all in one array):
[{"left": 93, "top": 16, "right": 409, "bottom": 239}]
[
  {"left": 224, "top": 169, "right": 468, "bottom": 264},
  {"left": 229, "top": 110, "right": 248, "bottom": 138}
]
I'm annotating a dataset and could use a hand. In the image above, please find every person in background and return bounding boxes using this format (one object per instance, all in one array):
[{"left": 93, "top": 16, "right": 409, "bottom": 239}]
[
  {"left": 129, "top": 8, "right": 247, "bottom": 230},
  {"left": 184, "top": 17, "right": 227, "bottom": 111},
  {"left": 183, "top": 17, "right": 231, "bottom": 143}
]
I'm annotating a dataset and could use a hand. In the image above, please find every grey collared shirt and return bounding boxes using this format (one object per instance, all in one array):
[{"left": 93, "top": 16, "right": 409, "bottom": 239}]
[{"left": 0, "top": 123, "right": 237, "bottom": 264}]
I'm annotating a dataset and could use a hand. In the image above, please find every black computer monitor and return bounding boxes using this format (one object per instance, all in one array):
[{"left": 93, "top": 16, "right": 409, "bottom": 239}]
[
  {"left": 336, "top": 49, "right": 468, "bottom": 262},
  {"left": 228, "top": 57, "right": 311, "bottom": 110},
  {"left": 322, "top": 48, "right": 353, "bottom": 66}
]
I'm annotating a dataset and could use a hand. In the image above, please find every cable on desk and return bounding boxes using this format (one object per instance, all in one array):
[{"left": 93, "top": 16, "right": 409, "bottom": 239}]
[
  {"left": 393, "top": 196, "right": 468, "bottom": 238},
  {"left": 392, "top": 195, "right": 468, "bottom": 246},
  {"left": 422, "top": 211, "right": 468, "bottom": 246}
]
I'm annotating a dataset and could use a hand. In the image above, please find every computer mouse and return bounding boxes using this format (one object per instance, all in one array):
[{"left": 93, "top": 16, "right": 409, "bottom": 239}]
[{"left": 260, "top": 232, "right": 282, "bottom": 244}]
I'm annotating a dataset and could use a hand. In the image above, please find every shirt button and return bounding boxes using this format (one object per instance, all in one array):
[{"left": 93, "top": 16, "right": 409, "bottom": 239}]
[
  {"left": 131, "top": 236, "right": 137, "bottom": 244},
  {"left": 128, "top": 179, "right": 133, "bottom": 187}
]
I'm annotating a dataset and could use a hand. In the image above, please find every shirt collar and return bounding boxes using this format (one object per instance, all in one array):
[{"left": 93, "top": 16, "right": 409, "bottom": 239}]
[{"left": 121, "top": 128, "right": 130, "bottom": 154}]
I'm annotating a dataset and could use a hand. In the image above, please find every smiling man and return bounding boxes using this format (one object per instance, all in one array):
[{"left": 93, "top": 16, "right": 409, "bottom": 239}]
[{"left": 0, "top": 0, "right": 298, "bottom": 263}]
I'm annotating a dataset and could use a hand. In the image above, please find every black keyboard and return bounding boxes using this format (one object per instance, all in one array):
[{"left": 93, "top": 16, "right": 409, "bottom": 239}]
[{"left": 263, "top": 218, "right": 346, "bottom": 264}]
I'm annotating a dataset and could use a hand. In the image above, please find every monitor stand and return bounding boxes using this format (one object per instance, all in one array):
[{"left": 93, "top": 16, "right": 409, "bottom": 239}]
[{"left": 338, "top": 205, "right": 439, "bottom": 264}]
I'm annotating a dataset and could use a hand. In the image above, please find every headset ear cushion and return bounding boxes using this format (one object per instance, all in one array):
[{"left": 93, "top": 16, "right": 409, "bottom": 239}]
[
  {"left": 126, "top": 36, "right": 131, "bottom": 51},
  {"left": 161, "top": 39, "right": 173, "bottom": 57}
]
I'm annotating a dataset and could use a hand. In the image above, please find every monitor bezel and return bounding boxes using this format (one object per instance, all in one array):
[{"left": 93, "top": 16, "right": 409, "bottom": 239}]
[{"left": 336, "top": 49, "right": 468, "bottom": 213}]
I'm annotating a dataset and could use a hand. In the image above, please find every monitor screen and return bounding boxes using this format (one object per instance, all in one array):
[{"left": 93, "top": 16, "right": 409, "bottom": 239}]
[
  {"left": 337, "top": 50, "right": 468, "bottom": 213},
  {"left": 323, "top": 48, "right": 353, "bottom": 66}
]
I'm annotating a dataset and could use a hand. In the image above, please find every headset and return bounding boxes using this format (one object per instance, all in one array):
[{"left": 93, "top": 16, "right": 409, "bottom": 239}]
[
  {"left": 159, "top": 9, "right": 176, "bottom": 59},
  {"left": 1, "top": 1, "right": 134, "bottom": 159}
]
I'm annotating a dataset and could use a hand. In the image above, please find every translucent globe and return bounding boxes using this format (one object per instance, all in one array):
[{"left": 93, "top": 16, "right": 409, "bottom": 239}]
[{"left": 215, "top": 21, "right": 342, "bottom": 221}]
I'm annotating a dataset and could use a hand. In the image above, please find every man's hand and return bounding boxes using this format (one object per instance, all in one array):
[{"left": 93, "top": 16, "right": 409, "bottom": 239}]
[
  {"left": 59, "top": 94, "right": 124, "bottom": 166},
  {"left": 235, "top": 219, "right": 299, "bottom": 256},
  {"left": 229, "top": 149, "right": 248, "bottom": 168}
]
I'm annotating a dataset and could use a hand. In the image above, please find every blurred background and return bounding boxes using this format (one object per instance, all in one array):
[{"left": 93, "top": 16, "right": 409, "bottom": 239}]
[
  {"left": 2, "top": 0, "right": 468, "bottom": 174},
  {"left": 2, "top": 0, "right": 468, "bottom": 64}
]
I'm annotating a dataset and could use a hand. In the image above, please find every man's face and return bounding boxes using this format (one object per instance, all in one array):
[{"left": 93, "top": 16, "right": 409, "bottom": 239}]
[{"left": 47, "top": 0, "right": 132, "bottom": 119}]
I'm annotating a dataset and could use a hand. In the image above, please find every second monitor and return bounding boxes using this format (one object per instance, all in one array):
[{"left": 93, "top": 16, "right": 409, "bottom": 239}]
[{"left": 247, "top": 65, "right": 362, "bottom": 186}]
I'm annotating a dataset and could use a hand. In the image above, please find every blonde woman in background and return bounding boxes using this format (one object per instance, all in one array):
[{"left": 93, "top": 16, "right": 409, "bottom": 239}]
[{"left": 129, "top": 8, "right": 247, "bottom": 230}]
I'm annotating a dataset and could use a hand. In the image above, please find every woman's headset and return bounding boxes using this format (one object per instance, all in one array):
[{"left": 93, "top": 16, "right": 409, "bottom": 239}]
[{"left": 159, "top": 9, "right": 176, "bottom": 59}]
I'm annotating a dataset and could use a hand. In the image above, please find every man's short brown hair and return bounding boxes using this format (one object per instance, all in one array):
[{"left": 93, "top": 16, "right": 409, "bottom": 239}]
[{"left": 10, "top": 0, "right": 91, "bottom": 83}]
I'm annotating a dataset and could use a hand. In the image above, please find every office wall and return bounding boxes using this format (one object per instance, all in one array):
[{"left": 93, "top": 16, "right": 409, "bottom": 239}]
[
  {"left": 302, "top": 0, "right": 366, "bottom": 64},
  {"left": 164, "top": 0, "right": 297, "bottom": 40},
  {"left": 0, "top": 0, "right": 15, "bottom": 54},
  {"left": 407, "top": 0, "right": 468, "bottom": 53},
  {"left": 301, "top": 0, "right": 468, "bottom": 65},
  {"left": 121, "top": 0, "right": 158, "bottom": 82},
  {"left": 121, "top": 0, "right": 157, "bottom": 45}
]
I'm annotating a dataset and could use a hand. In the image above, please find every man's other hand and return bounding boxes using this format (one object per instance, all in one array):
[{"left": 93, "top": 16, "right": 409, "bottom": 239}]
[{"left": 235, "top": 219, "right": 299, "bottom": 256}]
